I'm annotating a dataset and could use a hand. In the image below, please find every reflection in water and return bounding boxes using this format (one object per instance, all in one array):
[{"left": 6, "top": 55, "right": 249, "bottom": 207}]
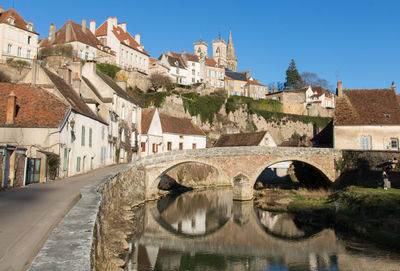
[
  {"left": 126, "top": 189, "right": 400, "bottom": 271},
  {"left": 157, "top": 189, "right": 232, "bottom": 236}
]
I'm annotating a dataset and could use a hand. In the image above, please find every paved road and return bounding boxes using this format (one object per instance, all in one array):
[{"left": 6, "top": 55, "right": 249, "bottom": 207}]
[{"left": 0, "top": 164, "right": 129, "bottom": 271}]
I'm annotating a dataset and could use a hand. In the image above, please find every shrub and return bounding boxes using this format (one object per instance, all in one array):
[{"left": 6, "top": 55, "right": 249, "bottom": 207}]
[
  {"left": 96, "top": 63, "right": 121, "bottom": 79},
  {"left": 181, "top": 92, "right": 225, "bottom": 124}
]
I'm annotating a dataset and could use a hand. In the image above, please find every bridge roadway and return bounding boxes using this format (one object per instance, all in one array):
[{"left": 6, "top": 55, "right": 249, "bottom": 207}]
[{"left": 137, "top": 146, "right": 342, "bottom": 200}]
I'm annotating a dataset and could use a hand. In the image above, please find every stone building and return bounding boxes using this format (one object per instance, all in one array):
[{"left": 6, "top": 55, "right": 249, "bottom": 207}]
[
  {"left": 204, "top": 57, "right": 225, "bottom": 90},
  {"left": 157, "top": 53, "right": 189, "bottom": 85},
  {"left": 334, "top": 82, "right": 400, "bottom": 150},
  {"left": 95, "top": 17, "right": 149, "bottom": 74},
  {"left": 40, "top": 19, "right": 115, "bottom": 63},
  {"left": 225, "top": 70, "right": 248, "bottom": 96},
  {"left": 0, "top": 7, "right": 38, "bottom": 64},
  {"left": 246, "top": 78, "right": 268, "bottom": 99}
]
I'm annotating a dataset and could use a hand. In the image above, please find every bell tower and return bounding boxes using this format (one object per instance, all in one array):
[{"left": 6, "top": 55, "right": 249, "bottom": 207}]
[
  {"left": 193, "top": 39, "right": 208, "bottom": 58},
  {"left": 212, "top": 31, "right": 227, "bottom": 67}
]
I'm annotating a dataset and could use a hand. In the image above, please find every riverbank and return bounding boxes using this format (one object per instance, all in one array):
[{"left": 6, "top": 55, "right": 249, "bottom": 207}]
[{"left": 254, "top": 186, "right": 400, "bottom": 250}]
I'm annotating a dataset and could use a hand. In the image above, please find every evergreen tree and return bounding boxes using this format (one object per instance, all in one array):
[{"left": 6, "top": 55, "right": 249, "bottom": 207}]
[{"left": 284, "top": 59, "right": 304, "bottom": 90}]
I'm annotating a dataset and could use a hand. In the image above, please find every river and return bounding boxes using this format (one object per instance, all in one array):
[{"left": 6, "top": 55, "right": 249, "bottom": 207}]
[{"left": 123, "top": 188, "right": 400, "bottom": 271}]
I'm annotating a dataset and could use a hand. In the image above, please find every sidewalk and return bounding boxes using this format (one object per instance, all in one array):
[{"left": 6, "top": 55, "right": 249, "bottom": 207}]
[{"left": 0, "top": 164, "right": 129, "bottom": 271}]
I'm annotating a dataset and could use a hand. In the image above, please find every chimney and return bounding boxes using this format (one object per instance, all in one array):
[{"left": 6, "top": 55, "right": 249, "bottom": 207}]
[
  {"left": 118, "top": 22, "right": 126, "bottom": 32},
  {"left": 49, "top": 23, "right": 56, "bottom": 43},
  {"left": 392, "top": 81, "right": 396, "bottom": 92},
  {"left": 135, "top": 33, "right": 140, "bottom": 45},
  {"left": 82, "top": 18, "right": 87, "bottom": 33},
  {"left": 6, "top": 91, "right": 16, "bottom": 125},
  {"left": 337, "top": 81, "right": 343, "bottom": 97},
  {"left": 113, "top": 17, "right": 117, "bottom": 27},
  {"left": 90, "top": 19, "right": 96, "bottom": 34},
  {"left": 66, "top": 22, "right": 72, "bottom": 42}
]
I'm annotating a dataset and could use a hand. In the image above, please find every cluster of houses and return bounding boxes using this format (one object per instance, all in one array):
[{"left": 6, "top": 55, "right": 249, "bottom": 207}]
[{"left": 1, "top": 7, "right": 400, "bottom": 189}]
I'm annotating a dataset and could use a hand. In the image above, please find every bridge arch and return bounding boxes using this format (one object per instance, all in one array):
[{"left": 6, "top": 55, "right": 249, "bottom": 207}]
[
  {"left": 251, "top": 156, "right": 336, "bottom": 189},
  {"left": 148, "top": 160, "right": 231, "bottom": 197}
]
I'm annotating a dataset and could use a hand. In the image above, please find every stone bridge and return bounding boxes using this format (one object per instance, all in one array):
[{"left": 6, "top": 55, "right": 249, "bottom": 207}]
[{"left": 137, "top": 146, "right": 342, "bottom": 200}]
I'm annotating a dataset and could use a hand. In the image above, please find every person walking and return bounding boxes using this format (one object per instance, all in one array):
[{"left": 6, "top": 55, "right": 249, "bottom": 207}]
[{"left": 383, "top": 170, "right": 389, "bottom": 190}]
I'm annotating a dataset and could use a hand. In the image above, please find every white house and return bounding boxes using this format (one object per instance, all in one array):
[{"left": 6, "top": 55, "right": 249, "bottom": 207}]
[
  {"left": 95, "top": 17, "right": 149, "bottom": 74},
  {"left": 81, "top": 61, "right": 141, "bottom": 162},
  {"left": 39, "top": 19, "right": 114, "bottom": 63},
  {"left": 0, "top": 7, "right": 38, "bottom": 64},
  {"left": 303, "top": 85, "right": 335, "bottom": 109},
  {"left": 334, "top": 82, "right": 400, "bottom": 150},
  {"left": 0, "top": 80, "right": 109, "bottom": 184},
  {"left": 157, "top": 53, "right": 189, "bottom": 85},
  {"left": 141, "top": 108, "right": 206, "bottom": 156},
  {"left": 169, "top": 51, "right": 202, "bottom": 84}
]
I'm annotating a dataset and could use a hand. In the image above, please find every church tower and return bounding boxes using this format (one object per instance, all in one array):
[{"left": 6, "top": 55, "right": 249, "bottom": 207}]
[
  {"left": 193, "top": 39, "right": 208, "bottom": 58},
  {"left": 212, "top": 32, "right": 227, "bottom": 67},
  {"left": 226, "top": 30, "right": 237, "bottom": 72}
]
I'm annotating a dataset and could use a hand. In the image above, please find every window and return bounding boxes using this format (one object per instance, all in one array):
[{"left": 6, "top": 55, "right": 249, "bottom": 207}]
[
  {"left": 27, "top": 50, "right": 30, "bottom": 59},
  {"left": 192, "top": 78, "right": 195, "bottom": 83},
  {"left": 192, "top": 143, "right": 196, "bottom": 149},
  {"left": 391, "top": 138, "right": 398, "bottom": 150},
  {"left": 141, "top": 142, "right": 146, "bottom": 152},
  {"left": 76, "top": 157, "right": 81, "bottom": 172},
  {"left": 17, "top": 47, "right": 21, "bottom": 56},
  {"left": 8, "top": 17, "right": 14, "bottom": 25},
  {"left": 85, "top": 52, "right": 88, "bottom": 60},
  {"left": 235, "top": 82, "right": 238, "bottom": 89},
  {"left": 192, "top": 62, "right": 195, "bottom": 67},
  {"left": 208, "top": 70, "right": 211, "bottom": 76},
  {"left": 81, "top": 126, "right": 85, "bottom": 146},
  {"left": 131, "top": 132, "right": 136, "bottom": 147},
  {"left": 121, "top": 128, "right": 125, "bottom": 142},
  {"left": 89, "top": 128, "right": 92, "bottom": 147},
  {"left": 82, "top": 156, "right": 86, "bottom": 172},
  {"left": 176, "top": 68, "right": 179, "bottom": 74},
  {"left": 101, "top": 126, "right": 105, "bottom": 140},
  {"left": 131, "top": 110, "right": 137, "bottom": 124},
  {"left": 121, "top": 106, "right": 125, "bottom": 120},
  {"left": 28, "top": 36, "right": 31, "bottom": 44},
  {"left": 192, "top": 69, "right": 195, "bottom": 75},
  {"left": 152, "top": 143, "right": 156, "bottom": 153},
  {"left": 360, "top": 136, "right": 371, "bottom": 150},
  {"left": 179, "top": 143, "right": 183, "bottom": 150},
  {"left": 240, "top": 83, "right": 243, "bottom": 89},
  {"left": 63, "top": 148, "right": 68, "bottom": 171},
  {"left": 167, "top": 142, "right": 172, "bottom": 151},
  {"left": 7, "top": 44, "right": 11, "bottom": 54}
]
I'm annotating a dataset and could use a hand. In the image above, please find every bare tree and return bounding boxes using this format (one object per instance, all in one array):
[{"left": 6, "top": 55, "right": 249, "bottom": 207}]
[
  {"left": 301, "top": 72, "right": 332, "bottom": 90},
  {"left": 149, "top": 73, "right": 174, "bottom": 91}
]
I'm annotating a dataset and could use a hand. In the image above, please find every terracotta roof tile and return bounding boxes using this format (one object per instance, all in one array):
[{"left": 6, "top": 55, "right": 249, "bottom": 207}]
[
  {"left": 0, "top": 8, "right": 38, "bottom": 34},
  {"left": 205, "top": 57, "right": 217, "bottom": 67},
  {"left": 159, "top": 114, "right": 205, "bottom": 136},
  {"left": 184, "top": 53, "right": 199, "bottom": 62},
  {"left": 0, "top": 83, "right": 68, "bottom": 128},
  {"left": 334, "top": 88, "right": 400, "bottom": 126},
  {"left": 95, "top": 20, "right": 149, "bottom": 56},
  {"left": 214, "top": 131, "right": 267, "bottom": 147},
  {"left": 141, "top": 108, "right": 156, "bottom": 134},
  {"left": 40, "top": 20, "right": 101, "bottom": 49}
]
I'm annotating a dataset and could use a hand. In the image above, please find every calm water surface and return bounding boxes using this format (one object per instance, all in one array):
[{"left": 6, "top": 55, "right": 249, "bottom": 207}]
[{"left": 125, "top": 189, "right": 400, "bottom": 271}]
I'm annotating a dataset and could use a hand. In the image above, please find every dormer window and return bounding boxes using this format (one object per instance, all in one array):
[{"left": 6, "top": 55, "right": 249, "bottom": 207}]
[
  {"left": 8, "top": 17, "right": 14, "bottom": 25},
  {"left": 125, "top": 39, "right": 130, "bottom": 46},
  {"left": 385, "top": 114, "right": 391, "bottom": 119}
]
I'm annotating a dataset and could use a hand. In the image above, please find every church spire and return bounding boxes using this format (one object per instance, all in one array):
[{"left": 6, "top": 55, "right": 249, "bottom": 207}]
[{"left": 226, "top": 30, "right": 237, "bottom": 71}]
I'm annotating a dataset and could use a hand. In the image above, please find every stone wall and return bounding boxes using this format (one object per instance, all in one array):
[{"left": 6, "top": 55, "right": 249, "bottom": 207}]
[
  {"left": 159, "top": 96, "right": 317, "bottom": 146},
  {"left": 119, "top": 70, "right": 149, "bottom": 91},
  {"left": 0, "top": 63, "right": 31, "bottom": 83},
  {"left": 337, "top": 150, "right": 400, "bottom": 188}
]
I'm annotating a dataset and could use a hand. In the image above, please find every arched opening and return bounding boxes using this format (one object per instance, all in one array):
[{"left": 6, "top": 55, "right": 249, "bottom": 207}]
[
  {"left": 154, "top": 189, "right": 233, "bottom": 238},
  {"left": 254, "top": 160, "right": 332, "bottom": 190},
  {"left": 157, "top": 161, "right": 226, "bottom": 194}
]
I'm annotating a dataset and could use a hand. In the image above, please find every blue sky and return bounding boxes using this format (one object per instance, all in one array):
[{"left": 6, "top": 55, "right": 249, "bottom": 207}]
[{"left": 6, "top": 0, "right": 400, "bottom": 90}]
